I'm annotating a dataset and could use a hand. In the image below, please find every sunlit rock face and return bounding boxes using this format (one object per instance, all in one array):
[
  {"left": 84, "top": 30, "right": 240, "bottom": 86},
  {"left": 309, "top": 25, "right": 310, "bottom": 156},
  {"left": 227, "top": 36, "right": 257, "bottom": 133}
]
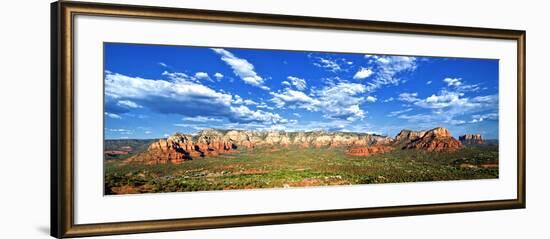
[
  {"left": 459, "top": 134, "right": 484, "bottom": 145},
  {"left": 402, "top": 127, "right": 462, "bottom": 152}
]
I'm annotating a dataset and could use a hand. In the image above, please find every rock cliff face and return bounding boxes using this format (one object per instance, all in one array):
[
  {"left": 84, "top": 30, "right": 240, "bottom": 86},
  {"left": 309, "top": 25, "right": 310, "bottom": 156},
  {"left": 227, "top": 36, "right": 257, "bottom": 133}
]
[
  {"left": 127, "top": 127, "right": 467, "bottom": 164},
  {"left": 395, "top": 129, "right": 427, "bottom": 143},
  {"left": 127, "top": 129, "right": 395, "bottom": 164},
  {"left": 345, "top": 145, "right": 394, "bottom": 157},
  {"left": 459, "top": 134, "right": 484, "bottom": 145},
  {"left": 402, "top": 127, "right": 462, "bottom": 152}
]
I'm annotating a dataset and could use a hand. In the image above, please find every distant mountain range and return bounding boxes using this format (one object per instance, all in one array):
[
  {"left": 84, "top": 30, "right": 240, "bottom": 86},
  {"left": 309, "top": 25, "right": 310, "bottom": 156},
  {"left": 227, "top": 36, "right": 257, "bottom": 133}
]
[{"left": 107, "top": 127, "right": 493, "bottom": 164}]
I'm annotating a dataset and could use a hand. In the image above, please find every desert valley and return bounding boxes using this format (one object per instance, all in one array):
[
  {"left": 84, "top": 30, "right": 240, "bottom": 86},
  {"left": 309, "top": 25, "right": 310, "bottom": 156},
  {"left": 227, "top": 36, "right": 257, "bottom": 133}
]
[{"left": 104, "top": 127, "right": 498, "bottom": 194}]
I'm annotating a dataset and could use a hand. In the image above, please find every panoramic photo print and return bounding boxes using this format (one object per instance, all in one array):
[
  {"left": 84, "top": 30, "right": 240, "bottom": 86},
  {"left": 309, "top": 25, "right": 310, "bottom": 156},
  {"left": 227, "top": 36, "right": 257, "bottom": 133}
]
[{"left": 103, "top": 43, "right": 499, "bottom": 195}]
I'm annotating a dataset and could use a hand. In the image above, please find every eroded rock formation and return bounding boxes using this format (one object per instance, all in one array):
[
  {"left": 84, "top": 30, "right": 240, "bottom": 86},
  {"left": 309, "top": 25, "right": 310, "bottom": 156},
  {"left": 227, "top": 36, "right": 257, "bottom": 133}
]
[
  {"left": 395, "top": 129, "right": 427, "bottom": 143},
  {"left": 345, "top": 145, "right": 394, "bottom": 157},
  {"left": 459, "top": 134, "right": 484, "bottom": 145},
  {"left": 402, "top": 127, "right": 462, "bottom": 152},
  {"left": 127, "top": 129, "right": 395, "bottom": 164},
  {"left": 127, "top": 127, "right": 468, "bottom": 164}
]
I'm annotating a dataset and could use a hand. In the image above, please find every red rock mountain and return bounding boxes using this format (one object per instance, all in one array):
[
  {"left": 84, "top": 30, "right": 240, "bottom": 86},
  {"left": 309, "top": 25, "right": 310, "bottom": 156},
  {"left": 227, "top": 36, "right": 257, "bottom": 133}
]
[
  {"left": 127, "top": 129, "right": 395, "bottom": 164},
  {"left": 459, "top": 134, "right": 484, "bottom": 144},
  {"left": 345, "top": 145, "right": 394, "bottom": 157},
  {"left": 394, "top": 129, "right": 427, "bottom": 143},
  {"left": 126, "top": 127, "right": 468, "bottom": 164},
  {"left": 401, "top": 127, "right": 462, "bottom": 152}
]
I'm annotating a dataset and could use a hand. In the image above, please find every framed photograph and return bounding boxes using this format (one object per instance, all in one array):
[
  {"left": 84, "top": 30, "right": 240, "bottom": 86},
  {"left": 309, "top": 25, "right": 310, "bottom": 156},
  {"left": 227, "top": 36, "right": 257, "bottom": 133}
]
[{"left": 51, "top": 1, "right": 526, "bottom": 238}]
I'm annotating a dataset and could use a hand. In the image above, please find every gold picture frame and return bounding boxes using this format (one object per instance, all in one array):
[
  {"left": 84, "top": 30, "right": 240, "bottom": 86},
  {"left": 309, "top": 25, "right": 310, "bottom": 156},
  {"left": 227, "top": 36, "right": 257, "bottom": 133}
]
[{"left": 51, "top": 1, "right": 526, "bottom": 237}]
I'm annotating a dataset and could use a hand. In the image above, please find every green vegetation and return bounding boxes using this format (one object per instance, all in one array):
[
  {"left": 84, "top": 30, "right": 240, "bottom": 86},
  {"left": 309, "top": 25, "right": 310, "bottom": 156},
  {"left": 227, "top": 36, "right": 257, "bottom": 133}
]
[{"left": 104, "top": 145, "right": 498, "bottom": 195}]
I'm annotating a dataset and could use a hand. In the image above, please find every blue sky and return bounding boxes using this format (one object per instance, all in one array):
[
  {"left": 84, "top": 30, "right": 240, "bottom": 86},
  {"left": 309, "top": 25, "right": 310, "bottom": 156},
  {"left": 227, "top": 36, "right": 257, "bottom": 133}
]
[{"left": 104, "top": 43, "right": 499, "bottom": 140}]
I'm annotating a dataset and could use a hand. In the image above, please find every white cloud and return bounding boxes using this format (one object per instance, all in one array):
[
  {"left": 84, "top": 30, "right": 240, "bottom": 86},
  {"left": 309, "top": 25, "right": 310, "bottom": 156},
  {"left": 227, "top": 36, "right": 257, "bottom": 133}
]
[
  {"left": 270, "top": 82, "right": 367, "bottom": 121},
  {"left": 397, "top": 113, "right": 437, "bottom": 122},
  {"left": 364, "top": 55, "right": 417, "bottom": 92},
  {"left": 105, "top": 71, "right": 287, "bottom": 125},
  {"left": 211, "top": 48, "right": 269, "bottom": 90},
  {"left": 387, "top": 108, "right": 413, "bottom": 117},
  {"left": 398, "top": 92, "right": 419, "bottom": 103},
  {"left": 443, "top": 77, "right": 462, "bottom": 87},
  {"left": 426, "top": 81, "right": 432, "bottom": 85},
  {"left": 256, "top": 102, "right": 274, "bottom": 110},
  {"left": 353, "top": 67, "right": 373, "bottom": 80},
  {"left": 116, "top": 100, "right": 142, "bottom": 109},
  {"left": 271, "top": 89, "right": 320, "bottom": 111},
  {"left": 214, "top": 72, "right": 223, "bottom": 80},
  {"left": 281, "top": 81, "right": 291, "bottom": 87},
  {"left": 105, "top": 112, "right": 122, "bottom": 119},
  {"left": 414, "top": 90, "right": 497, "bottom": 111},
  {"left": 366, "top": 96, "right": 377, "bottom": 102},
  {"left": 397, "top": 88, "right": 498, "bottom": 126},
  {"left": 315, "top": 82, "right": 368, "bottom": 121},
  {"left": 158, "top": 62, "right": 168, "bottom": 68},
  {"left": 470, "top": 112, "right": 498, "bottom": 123},
  {"left": 108, "top": 128, "right": 130, "bottom": 132},
  {"left": 287, "top": 76, "right": 307, "bottom": 90},
  {"left": 182, "top": 116, "right": 223, "bottom": 122},
  {"left": 313, "top": 57, "right": 342, "bottom": 72},
  {"left": 144, "top": 130, "right": 152, "bottom": 134},
  {"left": 229, "top": 105, "right": 286, "bottom": 124},
  {"left": 162, "top": 71, "right": 196, "bottom": 83},
  {"left": 232, "top": 95, "right": 258, "bottom": 105},
  {"left": 194, "top": 72, "right": 210, "bottom": 80},
  {"left": 383, "top": 97, "right": 394, "bottom": 103},
  {"left": 445, "top": 77, "right": 482, "bottom": 93}
]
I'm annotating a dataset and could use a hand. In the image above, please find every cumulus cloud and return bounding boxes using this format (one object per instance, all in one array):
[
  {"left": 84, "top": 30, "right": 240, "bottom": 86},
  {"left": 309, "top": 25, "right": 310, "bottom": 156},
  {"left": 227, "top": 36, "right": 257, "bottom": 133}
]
[
  {"left": 443, "top": 77, "right": 482, "bottom": 93},
  {"left": 158, "top": 62, "right": 168, "bottom": 68},
  {"left": 312, "top": 57, "right": 342, "bottom": 72},
  {"left": 353, "top": 67, "right": 373, "bottom": 80},
  {"left": 211, "top": 48, "right": 269, "bottom": 90},
  {"left": 270, "top": 89, "right": 321, "bottom": 111},
  {"left": 314, "top": 82, "right": 368, "bottom": 121},
  {"left": 271, "top": 82, "right": 367, "bottom": 121},
  {"left": 104, "top": 71, "right": 286, "bottom": 125},
  {"left": 229, "top": 105, "right": 287, "bottom": 124},
  {"left": 383, "top": 97, "right": 394, "bottom": 103},
  {"left": 162, "top": 71, "right": 196, "bottom": 83},
  {"left": 414, "top": 90, "right": 497, "bottom": 110},
  {"left": 396, "top": 88, "right": 498, "bottom": 126},
  {"left": 444, "top": 77, "right": 462, "bottom": 87},
  {"left": 232, "top": 95, "right": 258, "bottom": 106},
  {"left": 364, "top": 55, "right": 417, "bottom": 92},
  {"left": 398, "top": 92, "right": 419, "bottom": 103},
  {"left": 470, "top": 112, "right": 498, "bottom": 123},
  {"left": 366, "top": 96, "right": 377, "bottom": 102},
  {"left": 194, "top": 72, "right": 210, "bottom": 81},
  {"left": 287, "top": 76, "right": 307, "bottom": 90},
  {"left": 214, "top": 72, "right": 223, "bottom": 80}
]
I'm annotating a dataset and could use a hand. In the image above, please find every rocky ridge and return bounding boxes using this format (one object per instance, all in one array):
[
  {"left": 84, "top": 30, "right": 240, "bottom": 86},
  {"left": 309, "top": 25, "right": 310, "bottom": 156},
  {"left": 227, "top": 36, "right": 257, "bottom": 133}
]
[
  {"left": 401, "top": 127, "right": 462, "bottom": 152},
  {"left": 459, "top": 134, "right": 484, "bottom": 144},
  {"left": 127, "top": 127, "right": 467, "bottom": 164},
  {"left": 127, "top": 129, "right": 394, "bottom": 164}
]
